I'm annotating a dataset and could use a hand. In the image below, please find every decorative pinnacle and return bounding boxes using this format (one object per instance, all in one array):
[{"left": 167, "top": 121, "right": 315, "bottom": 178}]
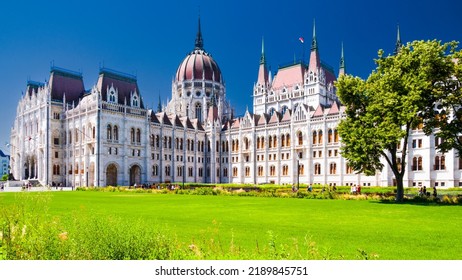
[
  {"left": 260, "top": 37, "right": 266, "bottom": 65},
  {"left": 394, "top": 24, "right": 403, "bottom": 55},
  {"left": 195, "top": 16, "right": 204, "bottom": 50},
  {"left": 311, "top": 19, "right": 318, "bottom": 51},
  {"left": 340, "top": 42, "right": 345, "bottom": 69}
]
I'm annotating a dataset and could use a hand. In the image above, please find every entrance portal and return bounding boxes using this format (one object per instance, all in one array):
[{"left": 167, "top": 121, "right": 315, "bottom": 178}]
[
  {"left": 106, "top": 164, "right": 117, "bottom": 186},
  {"left": 129, "top": 165, "right": 141, "bottom": 186}
]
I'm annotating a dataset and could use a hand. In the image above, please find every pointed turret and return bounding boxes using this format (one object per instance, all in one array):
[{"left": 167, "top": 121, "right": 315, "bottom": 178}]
[
  {"left": 339, "top": 42, "right": 346, "bottom": 77},
  {"left": 311, "top": 19, "right": 318, "bottom": 51},
  {"left": 257, "top": 37, "right": 269, "bottom": 86},
  {"left": 157, "top": 94, "right": 162, "bottom": 112},
  {"left": 195, "top": 17, "right": 204, "bottom": 50},
  {"left": 394, "top": 25, "right": 403, "bottom": 55},
  {"left": 308, "top": 19, "right": 321, "bottom": 73}
]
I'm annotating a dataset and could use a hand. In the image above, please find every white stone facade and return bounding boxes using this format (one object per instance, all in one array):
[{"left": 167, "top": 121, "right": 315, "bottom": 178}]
[{"left": 8, "top": 23, "right": 462, "bottom": 189}]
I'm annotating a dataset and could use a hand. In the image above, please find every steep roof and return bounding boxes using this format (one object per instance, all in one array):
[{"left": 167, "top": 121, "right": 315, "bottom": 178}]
[
  {"left": 268, "top": 112, "right": 281, "bottom": 124},
  {"left": 97, "top": 68, "right": 143, "bottom": 108},
  {"left": 272, "top": 63, "right": 305, "bottom": 90},
  {"left": 49, "top": 67, "right": 85, "bottom": 103},
  {"left": 312, "top": 104, "right": 324, "bottom": 117},
  {"left": 328, "top": 101, "right": 340, "bottom": 115},
  {"left": 280, "top": 109, "right": 292, "bottom": 122}
]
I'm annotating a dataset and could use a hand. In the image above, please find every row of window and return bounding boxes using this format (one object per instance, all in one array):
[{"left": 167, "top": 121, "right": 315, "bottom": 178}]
[{"left": 232, "top": 129, "right": 340, "bottom": 152}]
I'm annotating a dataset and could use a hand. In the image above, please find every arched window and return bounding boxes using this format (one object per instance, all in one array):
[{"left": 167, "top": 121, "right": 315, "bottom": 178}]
[
  {"left": 260, "top": 137, "right": 265, "bottom": 149},
  {"left": 256, "top": 137, "right": 261, "bottom": 149},
  {"left": 245, "top": 166, "right": 250, "bottom": 177},
  {"left": 286, "top": 133, "right": 290, "bottom": 146},
  {"left": 312, "top": 131, "right": 317, "bottom": 145},
  {"left": 281, "top": 135, "right": 285, "bottom": 147},
  {"left": 273, "top": 135, "right": 277, "bottom": 148},
  {"left": 195, "top": 103, "right": 202, "bottom": 122},
  {"left": 136, "top": 129, "right": 141, "bottom": 144},
  {"left": 269, "top": 136, "right": 273, "bottom": 148},
  {"left": 298, "top": 131, "right": 303, "bottom": 146},
  {"left": 434, "top": 155, "right": 446, "bottom": 170},
  {"left": 314, "top": 163, "right": 321, "bottom": 175},
  {"left": 269, "top": 107, "right": 276, "bottom": 116},
  {"left": 318, "top": 130, "right": 323, "bottom": 144},
  {"left": 282, "top": 165, "right": 289, "bottom": 176},
  {"left": 152, "top": 165, "right": 158, "bottom": 176},
  {"left": 330, "top": 163, "right": 337, "bottom": 174},
  {"left": 92, "top": 127, "right": 96, "bottom": 139},
  {"left": 113, "top": 125, "right": 119, "bottom": 141},
  {"left": 334, "top": 129, "right": 339, "bottom": 143},
  {"left": 130, "top": 128, "right": 135, "bottom": 143},
  {"left": 328, "top": 129, "right": 333, "bottom": 143}
]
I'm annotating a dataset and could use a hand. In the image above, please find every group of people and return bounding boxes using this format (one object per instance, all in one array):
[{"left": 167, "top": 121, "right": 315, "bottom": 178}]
[
  {"left": 419, "top": 186, "right": 438, "bottom": 198},
  {"left": 350, "top": 184, "right": 361, "bottom": 195}
]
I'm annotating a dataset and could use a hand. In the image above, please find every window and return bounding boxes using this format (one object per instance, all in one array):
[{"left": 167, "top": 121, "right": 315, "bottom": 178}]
[
  {"left": 281, "top": 135, "right": 285, "bottom": 147},
  {"left": 107, "top": 124, "right": 112, "bottom": 140},
  {"left": 270, "top": 165, "right": 276, "bottom": 176},
  {"left": 312, "top": 131, "right": 317, "bottom": 145},
  {"left": 54, "top": 137, "right": 60, "bottom": 145},
  {"left": 314, "top": 163, "right": 321, "bottom": 175},
  {"left": 412, "top": 156, "right": 423, "bottom": 171},
  {"left": 298, "top": 164, "right": 304, "bottom": 175},
  {"left": 257, "top": 166, "right": 264, "bottom": 176},
  {"left": 130, "top": 128, "right": 135, "bottom": 143},
  {"left": 113, "top": 126, "right": 118, "bottom": 141},
  {"left": 152, "top": 165, "right": 158, "bottom": 176},
  {"left": 434, "top": 155, "right": 446, "bottom": 170},
  {"left": 330, "top": 163, "right": 337, "bottom": 174},
  {"left": 286, "top": 134, "right": 290, "bottom": 147},
  {"left": 346, "top": 163, "right": 353, "bottom": 174},
  {"left": 136, "top": 129, "right": 141, "bottom": 144},
  {"left": 328, "top": 129, "right": 333, "bottom": 143},
  {"left": 282, "top": 165, "right": 289, "bottom": 176},
  {"left": 298, "top": 131, "right": 303, "bottom": 145},
  {"left": 195, "top": 103, "right": 202, "bottom": 122},
  {"left": 232, "top": 167, "right": 238, "bottom": 177},
  {"left": 318, "top": 130, "right": 323, "bottom": 144},
  {"left": 223, "top": 168, "right": 228, "bottom": 177},
  {"left": 165, "top": 165, "right": 171, "bottom": 176}
]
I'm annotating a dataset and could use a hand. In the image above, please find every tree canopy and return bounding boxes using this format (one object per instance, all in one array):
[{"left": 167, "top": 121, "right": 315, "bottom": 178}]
[{"left": 336, "top": 40, "right": 459, "bottom": 202}]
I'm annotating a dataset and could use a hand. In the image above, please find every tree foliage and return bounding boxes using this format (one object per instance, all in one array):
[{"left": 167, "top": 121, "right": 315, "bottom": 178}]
[{"left": 336, "top": 40, "right": 459, "bottom": 202}]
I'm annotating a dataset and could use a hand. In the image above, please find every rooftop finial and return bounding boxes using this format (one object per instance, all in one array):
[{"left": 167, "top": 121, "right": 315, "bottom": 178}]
[
  {"left": 195, "top": 16, "right": 204, "bottom": 50},
  {"left": 339, "top": 42, "right": 346, "bottom": 76},
  {"left": 311, "top": 19, "right": 318, "bottom": 51},
  {"left": 260, "top": 37, "right": 266, "bottom": 65},
  {"left": 394, "top": 24, "right": 403, "bottom": 55}
]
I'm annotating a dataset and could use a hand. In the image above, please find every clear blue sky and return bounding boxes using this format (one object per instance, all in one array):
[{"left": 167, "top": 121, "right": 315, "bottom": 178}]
[{"left": 1, "top": 0, "right": 461, "bottom": 152}]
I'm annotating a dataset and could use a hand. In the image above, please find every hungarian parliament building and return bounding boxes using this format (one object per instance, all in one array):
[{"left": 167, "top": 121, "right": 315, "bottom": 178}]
[{"left": 9, "top": 20, "right": 462, "bottom": 189}]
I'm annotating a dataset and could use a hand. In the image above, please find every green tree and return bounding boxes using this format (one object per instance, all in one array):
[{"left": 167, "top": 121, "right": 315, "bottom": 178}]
[
  {"left": 422, "top": 49, "right": 462, "bottom": 155},
  {"left": 336, "top": 40, "right": 457, "bottom": 202}
]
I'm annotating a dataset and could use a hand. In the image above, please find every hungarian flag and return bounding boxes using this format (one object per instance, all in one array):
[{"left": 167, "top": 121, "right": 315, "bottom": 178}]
[{"left": 299, "top": 37, "right": 304, "bottom": 43}]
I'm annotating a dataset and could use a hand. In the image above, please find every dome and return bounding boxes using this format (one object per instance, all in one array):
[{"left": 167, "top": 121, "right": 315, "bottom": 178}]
[{"left": 175, "top": 49, "right": 222, "bottom": 83}]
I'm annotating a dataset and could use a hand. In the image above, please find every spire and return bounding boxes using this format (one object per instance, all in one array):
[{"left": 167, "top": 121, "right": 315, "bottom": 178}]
[
  {"left": 257, "top": 37, "right": 269, "bottom": 86},
  {"left": 260, "top": 37, "right": 266, "bottom": 65},
  {"left": 157, "top": 94, "right": 162, "bottom": 113},
  {"left": 308, "top": 19, "right": 321, "bottom": 73},
  {"left": 394, "top": 24, "right": 403, "bottom": 55},
  {"left": 311, "top": 19, "right": 318, "bottom": 51},
  {"left": 195, "top": 16, "right": 204, "bottom": 50},
  {"left": 339, "top": 42, "right": 346, "bottom": 77}
]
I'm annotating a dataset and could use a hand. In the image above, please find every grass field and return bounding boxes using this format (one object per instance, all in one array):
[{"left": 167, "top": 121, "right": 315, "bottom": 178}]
[{"left": 1, "top": 191, "right": 461, "bottom": 260}]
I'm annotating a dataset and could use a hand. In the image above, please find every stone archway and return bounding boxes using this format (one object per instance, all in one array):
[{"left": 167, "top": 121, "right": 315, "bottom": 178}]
[
  {"left": 106, "top": 164, "right": 118, "bottom": 186},
  {"left": 129, "top": 165, "right": 141, "bottom": 186}
]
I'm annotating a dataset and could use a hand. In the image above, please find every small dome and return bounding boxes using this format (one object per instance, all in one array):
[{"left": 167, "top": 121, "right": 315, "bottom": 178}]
[{"left": 175, "top": 49, "right": 222, "bottom": 83}]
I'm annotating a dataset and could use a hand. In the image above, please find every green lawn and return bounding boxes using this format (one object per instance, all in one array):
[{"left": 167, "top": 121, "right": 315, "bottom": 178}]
[{"left": 1, "top": 191, "right": 461, "bottom": 259}]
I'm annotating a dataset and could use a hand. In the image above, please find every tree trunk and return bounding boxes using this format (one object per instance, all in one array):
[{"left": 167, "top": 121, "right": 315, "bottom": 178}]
[{"left": 395, "top": 175, "right": 404, "bottom": 202}]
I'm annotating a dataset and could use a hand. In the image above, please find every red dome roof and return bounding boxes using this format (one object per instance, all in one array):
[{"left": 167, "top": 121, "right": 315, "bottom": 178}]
[{"left": 175, "top": 49, "right": 222, "bottom": 83}]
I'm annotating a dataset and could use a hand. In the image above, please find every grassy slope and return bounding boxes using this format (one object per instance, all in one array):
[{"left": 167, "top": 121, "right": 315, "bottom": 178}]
[{"left": 1, "top": 191, "right": 461, "bottom": 259}]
